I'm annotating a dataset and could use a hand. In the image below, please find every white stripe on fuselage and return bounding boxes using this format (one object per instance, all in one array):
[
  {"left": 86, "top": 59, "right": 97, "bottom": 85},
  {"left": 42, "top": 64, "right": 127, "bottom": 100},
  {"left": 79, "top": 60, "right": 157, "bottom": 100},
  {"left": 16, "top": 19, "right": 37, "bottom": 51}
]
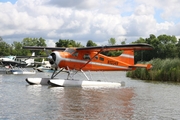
[
  {"left": 60, "top": 57, "right": 131, "bottom": 70},
  {"left": 120, "top": 54, "right": 134, "bottom": 58},
  {"left": 53, "top": 51, "right": 132, "bottom": 70}
]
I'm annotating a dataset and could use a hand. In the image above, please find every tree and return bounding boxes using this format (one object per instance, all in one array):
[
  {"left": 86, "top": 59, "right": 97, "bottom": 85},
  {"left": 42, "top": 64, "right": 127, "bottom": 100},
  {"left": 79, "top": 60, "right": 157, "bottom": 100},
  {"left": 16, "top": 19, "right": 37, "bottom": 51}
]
[
  {"left": 108, "top": 38, "right": 116, "bottom": 45},
  {"left": 157, "top": 35, "right": 177, "bottom": 58},
  {"left": 133, "top": 34, "right": 178, "bottom": 62},
  {"left": 121, "top": 41, "right": 126, "bottom": 45},
  {"left": 86, "top": 40, "right": 97, "bottom": 47},
  {"left": 37, "top": 37, "right": 46, "bottom": 46},
  {"left": 0, "top": 36, "right": 3, "bottom": 42},
  {"left": 102, "top": 38, "right": 122, "bottom": 56},
  {"left": 176, "top": 38, "right": 180, "bottom": 58},
  {"left": 0, "top": 38, "right": 11, "bottom": 56},
  {"left": 56, "top": 39, "right": 83, "bottom": 47},
  {"left": 11, "top": 41, "right": 24, "bottom": 56},
  {"left": 21, "top": 37, "right": 47, "bottom": 56},
  {"left": 22, "top": 37, "right": 46, "bottom": 46}
]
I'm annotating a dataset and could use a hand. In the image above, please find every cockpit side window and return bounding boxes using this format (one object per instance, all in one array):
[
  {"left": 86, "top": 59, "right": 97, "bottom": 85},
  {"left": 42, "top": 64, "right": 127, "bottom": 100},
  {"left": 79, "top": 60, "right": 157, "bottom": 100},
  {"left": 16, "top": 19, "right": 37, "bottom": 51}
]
[
  {"left": 64, "top": 48, "right": 76, "bottom": 54},
  {"left": 94, "top": 55, "right": 98, "bottom": 60},
  {"left": 99, "top": 57, "right": 104, "bottom": 61},
  {"left": 72, "top": 52, "right": 78, "bottom": 57}
]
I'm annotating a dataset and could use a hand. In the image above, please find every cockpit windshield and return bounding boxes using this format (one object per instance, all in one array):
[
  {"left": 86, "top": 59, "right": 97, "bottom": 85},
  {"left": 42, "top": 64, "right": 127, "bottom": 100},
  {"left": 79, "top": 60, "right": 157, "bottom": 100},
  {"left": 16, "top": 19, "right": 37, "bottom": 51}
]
[
  {"left": 5, "top": 56, "right": 16, "bottom": 60},
  {"left": 64, "top": 48, "right": 76, "bottom": 54}
]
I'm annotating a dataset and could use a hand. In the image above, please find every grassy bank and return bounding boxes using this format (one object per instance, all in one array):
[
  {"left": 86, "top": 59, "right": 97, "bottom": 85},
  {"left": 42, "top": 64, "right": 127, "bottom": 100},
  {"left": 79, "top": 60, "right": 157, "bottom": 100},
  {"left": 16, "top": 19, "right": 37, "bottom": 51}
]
[{"left": 126, "top": 58, "right": 180, "bottom": 82}]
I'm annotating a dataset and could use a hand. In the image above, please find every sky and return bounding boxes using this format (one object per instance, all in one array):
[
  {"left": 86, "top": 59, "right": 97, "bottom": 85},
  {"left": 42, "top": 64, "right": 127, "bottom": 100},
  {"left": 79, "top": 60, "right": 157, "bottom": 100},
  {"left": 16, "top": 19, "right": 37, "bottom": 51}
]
[{"left": 0, "top": 0, "right": 180, "bottom": 47}]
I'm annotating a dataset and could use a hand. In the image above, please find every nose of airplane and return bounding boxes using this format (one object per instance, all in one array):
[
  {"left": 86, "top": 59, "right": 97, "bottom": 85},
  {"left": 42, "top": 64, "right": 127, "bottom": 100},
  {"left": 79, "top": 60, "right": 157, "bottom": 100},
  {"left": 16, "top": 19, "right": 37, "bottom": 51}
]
[
  {"left": 48, "top": 51, "right": 61, "bottom": 68},
  {"left": 48, "top": 53, "right": 56, "bottom": 65}
]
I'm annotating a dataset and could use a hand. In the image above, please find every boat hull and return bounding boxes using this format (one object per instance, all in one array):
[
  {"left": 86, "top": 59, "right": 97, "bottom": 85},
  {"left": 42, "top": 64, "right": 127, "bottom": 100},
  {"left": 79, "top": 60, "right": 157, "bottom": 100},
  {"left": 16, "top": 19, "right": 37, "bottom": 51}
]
[
  {"left": 13, "top": 71, "right": 36, "bottom": 74},
  {"left": 10, "top": 70, "right": 36, "bottom": 74}
]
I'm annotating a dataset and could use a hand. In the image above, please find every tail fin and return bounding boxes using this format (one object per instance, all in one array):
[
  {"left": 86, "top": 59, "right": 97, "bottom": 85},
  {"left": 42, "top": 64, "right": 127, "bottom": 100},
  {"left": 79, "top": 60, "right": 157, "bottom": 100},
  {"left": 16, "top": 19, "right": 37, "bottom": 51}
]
[
  {"left": 25, "top": 52, "right": 35, "bottom": 66},
  {"left": 41, "top": 58, "right": 45, "bottom": 65},
  {"left": 118, "top": 50, "right": 134, "bottom": 65},
  {"left": 32, "top": 52, "right": 35, "bottom": 56},
  {"left": 117, "top": 50, "right": 153, "bottom": 70}
]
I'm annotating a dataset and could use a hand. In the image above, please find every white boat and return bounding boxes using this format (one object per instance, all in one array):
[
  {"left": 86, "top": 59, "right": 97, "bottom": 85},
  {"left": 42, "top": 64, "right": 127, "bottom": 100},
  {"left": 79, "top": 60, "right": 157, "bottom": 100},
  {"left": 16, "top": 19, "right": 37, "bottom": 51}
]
[
  {"left": 10, "top": 69, "right": 36, "bottom": 74},
  {"left": 25, "top": 77, "right": 123, "bottom": 87},
  {"left": 34, "top": 61, "right": 54, "bottom": 73}
]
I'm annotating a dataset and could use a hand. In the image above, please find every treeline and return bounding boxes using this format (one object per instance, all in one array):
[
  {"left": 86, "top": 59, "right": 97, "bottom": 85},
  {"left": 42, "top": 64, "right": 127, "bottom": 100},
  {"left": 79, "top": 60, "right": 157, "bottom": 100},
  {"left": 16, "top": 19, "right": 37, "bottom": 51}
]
[
  {"left": 126, "top": 58, "right": 180, "bottom": 82},
  {"left": 133, "top": 34, "right": 180, "bottom": 62},
  {"left": 126, "top": 34, "right": 180, "bottom": 81},
  {"left": 0, "top": 37, "right": 46, "bottom": 56},
  {"left": 0, "top": 37, "right": 119, "bottom": 56}
]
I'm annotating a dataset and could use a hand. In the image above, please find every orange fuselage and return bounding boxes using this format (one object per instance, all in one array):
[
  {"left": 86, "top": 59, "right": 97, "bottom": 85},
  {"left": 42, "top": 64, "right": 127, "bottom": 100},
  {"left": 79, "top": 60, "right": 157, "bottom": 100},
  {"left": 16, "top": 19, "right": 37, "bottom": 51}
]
[{"left": 57, "top": 50, "right": 134, "bottom": 71}]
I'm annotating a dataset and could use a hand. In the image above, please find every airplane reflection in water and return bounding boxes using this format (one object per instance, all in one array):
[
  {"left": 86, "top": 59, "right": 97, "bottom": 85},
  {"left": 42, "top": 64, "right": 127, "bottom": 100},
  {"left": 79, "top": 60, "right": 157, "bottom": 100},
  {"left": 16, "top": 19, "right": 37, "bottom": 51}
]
[{"left": 46, "top": 87, "right": 135, "bottom": 119}]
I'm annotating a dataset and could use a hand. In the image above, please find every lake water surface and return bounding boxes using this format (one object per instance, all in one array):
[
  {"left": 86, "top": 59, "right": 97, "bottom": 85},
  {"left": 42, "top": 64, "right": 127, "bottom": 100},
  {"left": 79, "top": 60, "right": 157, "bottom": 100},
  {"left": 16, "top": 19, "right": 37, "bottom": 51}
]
[{"left": 0, "top": 71, "right": 180, "bottom": 120}]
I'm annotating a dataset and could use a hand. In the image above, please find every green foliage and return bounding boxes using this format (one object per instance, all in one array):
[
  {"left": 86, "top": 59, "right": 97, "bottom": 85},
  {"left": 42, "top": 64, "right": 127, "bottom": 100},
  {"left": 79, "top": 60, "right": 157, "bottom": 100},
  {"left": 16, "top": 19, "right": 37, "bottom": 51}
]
[
  {"left": 0, "top": 37, "right": 47, "bottom": 56},
  {"left": 11, "top": 41, "right": 24, "bottom": 56},
  {"left": 102, "top": 38, "right": 122, "bottom": 56},
  {"left": 86, "top": 40, "right": 97, "bottom": 47},
  {"left": 0, "top": 40, "right": 11, "bottom": 56},
  {"left": 56, "top": 39, "right": 84, "bottom": 47},
  {"left": 22, "top": 37, "right": 46, "bottom": 46},
  {"left": 176, "top": 39, "right": 180, "bottom": 57},
  {"left": 21, "top": 37, "right": 47, "bottom": 56},
  {"left": 108, "top": 38, "right": 116, "bottom": 45},
  {"left": 127, "top": 58, "right": 180, "bottom": 82},
  {"left": 0, "top": 36, "right": 3, "bottom": 42},
  {"left": 121, "top": 41, "right": 126, "bottom": 45},
  {"left": 133, "top": 34, "right": 178, "bottom": 62}
]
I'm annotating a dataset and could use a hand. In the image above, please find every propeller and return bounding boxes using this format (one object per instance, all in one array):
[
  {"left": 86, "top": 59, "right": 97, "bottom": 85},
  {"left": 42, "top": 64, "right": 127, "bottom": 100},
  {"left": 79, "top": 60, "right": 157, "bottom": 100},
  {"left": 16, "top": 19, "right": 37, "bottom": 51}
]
[
  {"left": 48, "top": 53, "right": 56, "bottom": 65},
  {"left": 48, "top": 52, "right": 58, "bottom": 70}
]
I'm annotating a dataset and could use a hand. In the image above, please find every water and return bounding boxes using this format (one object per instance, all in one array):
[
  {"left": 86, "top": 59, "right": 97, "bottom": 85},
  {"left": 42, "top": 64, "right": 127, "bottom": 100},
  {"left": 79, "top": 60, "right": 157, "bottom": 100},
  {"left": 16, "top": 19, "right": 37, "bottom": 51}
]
[{"left": 0, "top": 70, "right": 180, "bottom": 120}]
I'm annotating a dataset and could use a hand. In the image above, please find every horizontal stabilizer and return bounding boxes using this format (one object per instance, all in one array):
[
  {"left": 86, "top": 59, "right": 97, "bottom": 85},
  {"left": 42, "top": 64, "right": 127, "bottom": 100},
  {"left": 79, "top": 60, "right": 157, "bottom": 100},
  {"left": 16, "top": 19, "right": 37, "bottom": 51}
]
[{"left": 129, "top": 64, "right": 152, "bottom": 70}]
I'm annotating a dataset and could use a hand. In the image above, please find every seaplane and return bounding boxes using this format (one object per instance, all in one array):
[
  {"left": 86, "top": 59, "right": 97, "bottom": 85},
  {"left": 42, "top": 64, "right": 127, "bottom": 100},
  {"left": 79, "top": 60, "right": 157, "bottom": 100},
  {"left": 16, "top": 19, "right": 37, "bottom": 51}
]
[
  {"left": 0, "top": 52, "right": 36, "bottom": 74},
  {"left": 33, "top": 59, "right": 54, "bottom": 72},
  {"left": 23, "top": 43, "right": 153, "bottom": 87},
  {"left": 0, "top": 52, "right": 35, "bottom": 67}
]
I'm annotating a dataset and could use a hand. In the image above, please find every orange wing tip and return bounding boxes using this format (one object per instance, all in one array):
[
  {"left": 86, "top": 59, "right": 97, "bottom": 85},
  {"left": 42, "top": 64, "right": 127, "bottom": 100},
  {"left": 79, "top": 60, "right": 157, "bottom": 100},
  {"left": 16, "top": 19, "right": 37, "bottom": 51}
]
[{"left": 129, "top": 64, "right": 152, "bottom": 70}]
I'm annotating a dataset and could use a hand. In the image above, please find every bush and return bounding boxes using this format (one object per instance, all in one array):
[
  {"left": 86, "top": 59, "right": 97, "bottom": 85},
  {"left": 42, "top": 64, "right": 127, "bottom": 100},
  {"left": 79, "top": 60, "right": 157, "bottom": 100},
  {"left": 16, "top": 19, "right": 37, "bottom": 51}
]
[{"left": 127, "top": 58, "right": 180, "bottom": 82}]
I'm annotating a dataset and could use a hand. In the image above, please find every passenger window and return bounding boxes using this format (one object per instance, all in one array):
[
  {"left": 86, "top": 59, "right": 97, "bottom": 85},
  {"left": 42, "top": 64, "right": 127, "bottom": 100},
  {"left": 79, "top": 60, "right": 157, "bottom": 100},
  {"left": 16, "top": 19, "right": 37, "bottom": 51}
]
[
  {"left": 83, "top": 54, "right": 90, "bottom": 60},
  {"left": 94, "top": 55, "right": 98, "bottom": 60},
  {"left": 99, "top": 57, "right": 104, "bottom": 61}
]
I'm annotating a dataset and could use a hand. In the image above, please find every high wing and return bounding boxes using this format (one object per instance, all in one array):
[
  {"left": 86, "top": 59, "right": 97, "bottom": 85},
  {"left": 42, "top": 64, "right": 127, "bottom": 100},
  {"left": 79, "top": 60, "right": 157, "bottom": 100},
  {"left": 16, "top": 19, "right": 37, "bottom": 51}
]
[
  {"left": 76, "top": 43, "right": 153, "bottom": 52},
  {"left": 22, "top": 46, "right": 66, "bottom": 51},
  {"left": 0, "top": 60, "right": 27, "bottom": 68},
  {"left": 23, "top": 43, "right": 153, "bottom": 51},
  {"left": 16, "top": 55, "right": 47, "bottom": 59}
]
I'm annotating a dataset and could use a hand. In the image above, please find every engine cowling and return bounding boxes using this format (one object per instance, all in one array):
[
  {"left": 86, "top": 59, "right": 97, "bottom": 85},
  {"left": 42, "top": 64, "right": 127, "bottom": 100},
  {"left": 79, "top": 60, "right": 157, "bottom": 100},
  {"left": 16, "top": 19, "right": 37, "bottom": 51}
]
[{"left": 48, "top": 51, "right": 62, "bottom": 69}]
